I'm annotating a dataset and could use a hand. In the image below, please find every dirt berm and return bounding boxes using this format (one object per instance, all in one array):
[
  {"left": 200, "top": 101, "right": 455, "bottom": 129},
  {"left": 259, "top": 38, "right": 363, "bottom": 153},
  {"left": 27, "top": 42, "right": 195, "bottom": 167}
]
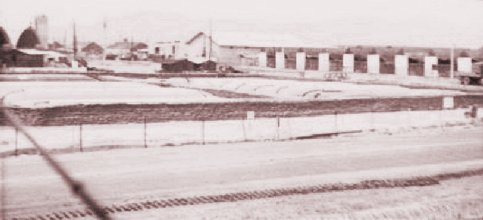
[{"left": 1, "top": 95, "right": 482, "bottom": 126}]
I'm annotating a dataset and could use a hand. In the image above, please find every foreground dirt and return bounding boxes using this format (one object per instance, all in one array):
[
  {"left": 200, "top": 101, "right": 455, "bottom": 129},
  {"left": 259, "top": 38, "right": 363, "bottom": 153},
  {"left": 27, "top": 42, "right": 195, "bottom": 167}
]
[
  {"left": 7, "top": 169, "right": 482, "bottom": 220},
  {"left": 112, "top": 176, "right": 483, "bottom": 220},
  {"left": 1, "top": 126, "right": 482, "bottom": 219}
]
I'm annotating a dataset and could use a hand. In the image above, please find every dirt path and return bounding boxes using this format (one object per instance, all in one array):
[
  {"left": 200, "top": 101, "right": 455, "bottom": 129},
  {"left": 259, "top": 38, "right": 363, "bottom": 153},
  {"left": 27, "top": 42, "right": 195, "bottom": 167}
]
[{"left": 1, "top": 127, "right": 482, "bottom": 219}]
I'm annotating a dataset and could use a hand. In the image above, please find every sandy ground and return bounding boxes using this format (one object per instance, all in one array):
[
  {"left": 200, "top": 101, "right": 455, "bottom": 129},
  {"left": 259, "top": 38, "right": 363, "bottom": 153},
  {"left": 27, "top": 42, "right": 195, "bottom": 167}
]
[
  {"left": 112, "top": 176, "right": 483, "bottom": 220},
  {"left": 0, "top": 81, "right": 229, "bottom": 108},
  {"left": 88, "top": 60, "right": 161, "bottom": 74},
  {"left": 1, "top": 126, "right": 482, "bottom": 218},
  {"left": 0, "top": 77, "right": 468, "bottom": 108},
  {"left": 165, "top": 77, "right": 466, "bottom": 100}
]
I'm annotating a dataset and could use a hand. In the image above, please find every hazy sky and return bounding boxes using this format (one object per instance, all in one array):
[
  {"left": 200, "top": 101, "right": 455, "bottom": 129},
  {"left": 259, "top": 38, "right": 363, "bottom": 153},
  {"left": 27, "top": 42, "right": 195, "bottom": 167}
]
[{"left": 1, "top": 0, "right": 483, "bottom": 48}]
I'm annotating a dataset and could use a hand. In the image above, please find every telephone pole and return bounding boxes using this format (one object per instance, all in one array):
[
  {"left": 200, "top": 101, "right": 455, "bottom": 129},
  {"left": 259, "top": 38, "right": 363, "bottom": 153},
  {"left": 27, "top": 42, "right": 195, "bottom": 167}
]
[
  {"left": 73, "top": 21, "right": 78, "bottom": 59},
  {"left": 450, "top": 45, "right": 454, "bottom": 79}
]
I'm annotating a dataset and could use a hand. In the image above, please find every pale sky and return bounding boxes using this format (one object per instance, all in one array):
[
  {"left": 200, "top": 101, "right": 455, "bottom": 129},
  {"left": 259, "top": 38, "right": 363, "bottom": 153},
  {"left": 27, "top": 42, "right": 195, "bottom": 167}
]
[{"left": 1, "top": 0, "right": 483, "bottom": 48}]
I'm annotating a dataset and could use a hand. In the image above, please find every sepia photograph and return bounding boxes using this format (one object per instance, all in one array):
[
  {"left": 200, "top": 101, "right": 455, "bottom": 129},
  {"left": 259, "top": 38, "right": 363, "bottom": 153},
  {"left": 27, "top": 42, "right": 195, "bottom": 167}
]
[{"left": 0, "top": 0, "right": 482, "bottom": 219}]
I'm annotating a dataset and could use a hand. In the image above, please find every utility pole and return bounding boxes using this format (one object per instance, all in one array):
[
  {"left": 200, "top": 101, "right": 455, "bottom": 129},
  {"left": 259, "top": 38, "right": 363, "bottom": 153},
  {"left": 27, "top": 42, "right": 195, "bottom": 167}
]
[
  {"left": 73, "top": 21, "right": 78, "bottom": 60},
  {"left": 450, "top": 45, "right": 454, "bottom": 79},
  {"left": 79, "top": 123, "right": 83, "bottom": 152},
  {"left": 102, "top": 18, "right": 107, "bottom": 61},
  {"left": 208, "top": 19, "right": 213, "bottom": 61}
]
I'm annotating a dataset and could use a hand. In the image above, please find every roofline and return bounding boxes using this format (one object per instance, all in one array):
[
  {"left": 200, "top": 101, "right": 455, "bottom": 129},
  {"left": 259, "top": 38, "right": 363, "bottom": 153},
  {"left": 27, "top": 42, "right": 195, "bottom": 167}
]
[{"left": 219, "top": 44, "right": 337, "bottom": 49}]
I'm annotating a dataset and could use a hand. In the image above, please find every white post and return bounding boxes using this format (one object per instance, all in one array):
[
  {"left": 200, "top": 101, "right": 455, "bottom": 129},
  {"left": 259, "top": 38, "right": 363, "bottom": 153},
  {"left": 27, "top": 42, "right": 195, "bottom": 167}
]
[
  {"left": 258, "top": 52, "right": 267, "bottom": 68},
  {"left": 275, "top": 52, "right": 285, "bottom": 69},
  {"left": 296, "top": 52, "right": 306, "bottom": 71},
  {"left": 343, "top": 54, "right": 354, "bottom": 73},
  {"left": 71, "top": 60, "right": 79, "bottom": 69},
  {"left": 318, "top": 53, "right": 330, "bottom": 72},
  {"left": 395, "top": 55, "right": 409, "bottom": 76},
  {"left": 424, "top": 56, "right": 438, "bottom": 78},
  {"left": 367, "top": 54, "right": 380, "bottom": 74},
  {"left": 457, "top": 57, "right": 472, "bottom": 73}
]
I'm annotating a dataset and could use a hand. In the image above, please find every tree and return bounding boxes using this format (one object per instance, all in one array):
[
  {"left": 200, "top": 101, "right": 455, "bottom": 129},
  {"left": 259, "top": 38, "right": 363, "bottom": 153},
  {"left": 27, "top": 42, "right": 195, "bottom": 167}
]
[
  {"left": 459, "top": 50, "right": 469, "bottom": 57},
  {"left": 369, "top": 48, "right": 377, "bottom": 54}
]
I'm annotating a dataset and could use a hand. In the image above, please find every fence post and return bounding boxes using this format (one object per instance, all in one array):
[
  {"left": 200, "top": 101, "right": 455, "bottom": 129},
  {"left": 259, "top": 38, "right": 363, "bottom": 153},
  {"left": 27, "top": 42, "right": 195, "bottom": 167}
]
[
  {"left": 334, "top": 111, "right": 338, "bottom": 135},
  {"left": 79, "top": 123, "right": 83, "bottom": 152},
  {"left": 14, "top": 128, "right": 18, "bottom": 156},
  {"left": 370, "top": 101, "right": 375, "bottom": 132},
  {"left": 201, "top": 120, "right": 205, "bottom": 145},
  {"left": 276, "top": 116, "right": 280, "bottom": 140},
  {"left": 241, "top": 118, "right": 247, "bottom": 142},
  {"left": 143, "top": 116, "right": 147, "bottom": 148},
  {"left": 369, "top": 110, "right": 374, "bottom": 132}
]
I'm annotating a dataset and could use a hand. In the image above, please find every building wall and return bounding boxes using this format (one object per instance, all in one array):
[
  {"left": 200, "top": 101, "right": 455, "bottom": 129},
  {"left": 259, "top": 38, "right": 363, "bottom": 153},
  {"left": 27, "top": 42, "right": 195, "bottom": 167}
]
[
  {"left": 318, "top": 53, "right": 329, "bottom": 72},
  {"left": 20, "top": 55, "right": 44, "bottom": 67},
  {"left": 424, "top": 56, "right": 438, "bottom": 78},
  {"left": 150, "top": 42, "right": 182, "bottom": 59},
  {"left": 217, "top": 46, "right": 262, "bottom": 66},
  {"left": 106, "top": 48, "right": 129, "bottom": 56},
  {"left": 180, "top": 35, "right": 219, "bottom": 61},
  {"left": 1, "top": 51, "right": 44, "bottom": 67},
  {"left": 367, "top": 54, "right": 380, "bottom": 74}
]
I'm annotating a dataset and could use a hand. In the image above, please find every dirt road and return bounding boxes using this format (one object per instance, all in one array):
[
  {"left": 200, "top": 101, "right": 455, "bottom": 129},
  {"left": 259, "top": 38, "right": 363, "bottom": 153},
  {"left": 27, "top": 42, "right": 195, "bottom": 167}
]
[{"left": 1, "top": 126, "right": 482, "bottom": 219}]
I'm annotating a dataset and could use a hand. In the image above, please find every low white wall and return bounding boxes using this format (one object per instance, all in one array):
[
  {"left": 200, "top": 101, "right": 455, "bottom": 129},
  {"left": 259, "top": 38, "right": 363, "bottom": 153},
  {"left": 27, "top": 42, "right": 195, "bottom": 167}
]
[
  {"left": 276, "top": 52, "right": 285, "bottom": 69},
  {"left": 457, "top": 57, "right": 472, "bottom": 73},
  {"left": 395, "top": 55, "right": 408, "bottom": 76},
  {"left": 258, "top": 52, "right": 267, "bottom": 68},
  {"left": 3, "top": 67, "right": 88, "bottom": 74},
  {"left": 424, "top": 56, "right": 438, "bottom": 78},
  {"left": 296, "top": 52, "right": 306, "bottom": 71},
  {"left": 367, "top": 54, "right": 380, "bottom": 74},
  {"left": 88, "top": 60, "right": 161, "bottom": 74},
  {"left": 1, "top": 108, "right": 479, "bottom": 152},
  {"left": 343, "top": 54, "right": 354, "bottom": 73},
  {"left": 318, "top": 53, "right": 330, "bottom": 72}
]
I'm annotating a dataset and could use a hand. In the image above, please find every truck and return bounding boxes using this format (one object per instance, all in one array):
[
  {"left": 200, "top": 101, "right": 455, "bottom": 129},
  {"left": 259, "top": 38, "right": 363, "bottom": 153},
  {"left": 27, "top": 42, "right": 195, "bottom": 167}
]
[{"left": 456, "top": 61, "right": 483, "bottom": 85}]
